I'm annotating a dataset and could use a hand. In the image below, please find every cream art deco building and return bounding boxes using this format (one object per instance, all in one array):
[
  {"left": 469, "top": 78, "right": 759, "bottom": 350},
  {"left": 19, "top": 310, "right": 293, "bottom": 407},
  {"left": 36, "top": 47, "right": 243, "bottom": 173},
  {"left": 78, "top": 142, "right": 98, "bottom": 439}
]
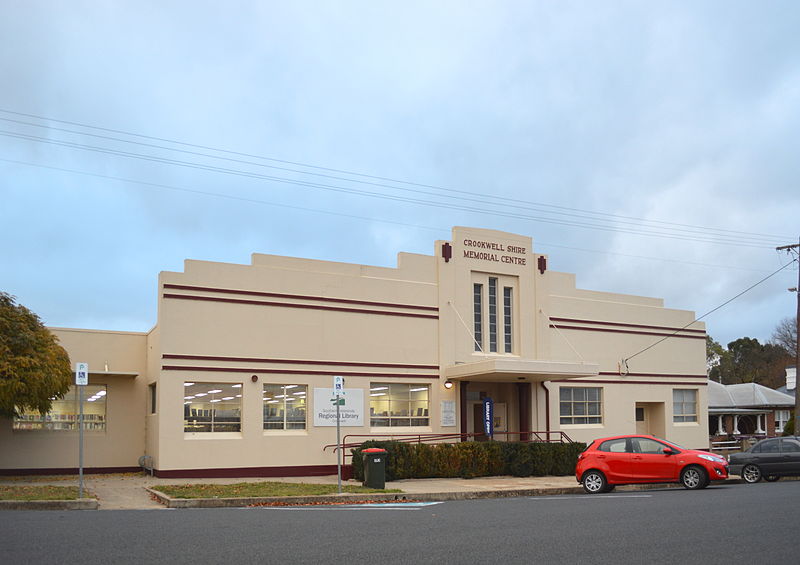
[{"left": 1, "top": 227, "right": 709, "bottom": 477}]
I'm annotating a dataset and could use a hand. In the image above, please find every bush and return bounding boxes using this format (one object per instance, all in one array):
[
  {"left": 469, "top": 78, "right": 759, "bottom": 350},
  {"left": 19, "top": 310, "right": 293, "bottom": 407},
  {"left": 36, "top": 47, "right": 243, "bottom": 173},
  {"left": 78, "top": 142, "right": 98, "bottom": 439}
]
[
  {"left": 781, "top": 414, "right": 795, "bottom": 436},
  {"left": 350, "top": 440, "right": 586, "bottom": 481}
]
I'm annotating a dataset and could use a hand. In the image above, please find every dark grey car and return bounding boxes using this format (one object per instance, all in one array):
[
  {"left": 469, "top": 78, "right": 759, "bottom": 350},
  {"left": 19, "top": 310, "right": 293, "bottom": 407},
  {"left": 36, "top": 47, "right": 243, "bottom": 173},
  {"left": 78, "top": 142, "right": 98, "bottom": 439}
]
[{"left": 729, "top": 436, "right": 800, "bottom": 483}]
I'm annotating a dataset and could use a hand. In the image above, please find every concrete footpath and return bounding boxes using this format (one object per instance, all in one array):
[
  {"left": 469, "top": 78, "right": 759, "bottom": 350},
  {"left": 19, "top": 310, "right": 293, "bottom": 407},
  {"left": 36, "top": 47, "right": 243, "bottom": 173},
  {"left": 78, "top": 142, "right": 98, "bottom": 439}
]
[{"left": 0, "top": 473, "right": 586, "bottom": 510}]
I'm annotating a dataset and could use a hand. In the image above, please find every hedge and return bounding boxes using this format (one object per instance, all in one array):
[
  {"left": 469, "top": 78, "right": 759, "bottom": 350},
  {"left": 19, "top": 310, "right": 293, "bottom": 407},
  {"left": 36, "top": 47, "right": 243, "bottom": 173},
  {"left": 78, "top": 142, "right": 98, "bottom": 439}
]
[{"left": 350, "top": 440, "right": 586, "bottom": 482}]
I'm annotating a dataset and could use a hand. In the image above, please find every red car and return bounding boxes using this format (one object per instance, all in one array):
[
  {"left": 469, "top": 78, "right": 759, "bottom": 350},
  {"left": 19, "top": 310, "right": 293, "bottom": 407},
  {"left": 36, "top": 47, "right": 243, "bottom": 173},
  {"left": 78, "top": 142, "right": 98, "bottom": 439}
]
[{"left": 576, "top": 434, "right": 728, "bottom": 494}]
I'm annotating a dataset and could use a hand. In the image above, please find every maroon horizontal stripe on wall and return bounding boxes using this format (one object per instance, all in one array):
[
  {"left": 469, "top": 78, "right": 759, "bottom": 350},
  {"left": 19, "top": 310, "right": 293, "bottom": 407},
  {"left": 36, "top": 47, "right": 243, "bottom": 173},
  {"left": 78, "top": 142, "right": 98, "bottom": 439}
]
[
  {"left": 553, "top": 379, "right": 708, "bottom": 386},
  {"left": 164, "top": 293, "right": 440, "bottom": 320},
  {"left": 162, "top": 354, "right": 439, "bottom": 370},
  {"left": 598, "top": 371, "right": 707, "bottom": 379},
  {"left": 154, "top": 464, "right": 347, "bottom": 479},
  {"left": 162, "top": 365, "right": 440, "bottom": 378},
  {"left": 549, "top": 317, "right": 706, "bottom": 335},
  {"left": 163, "top": 283, "right": 438, "bottom": 312},
  {"left": 548, "top": 323, "right": 706, "bottom": 340}
]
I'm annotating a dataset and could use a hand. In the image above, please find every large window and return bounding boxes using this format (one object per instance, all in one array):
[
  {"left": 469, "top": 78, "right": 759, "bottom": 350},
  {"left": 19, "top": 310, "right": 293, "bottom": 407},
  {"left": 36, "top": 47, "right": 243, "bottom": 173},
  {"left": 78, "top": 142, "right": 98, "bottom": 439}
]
[
  {"left": 184, "top": 382, "right": 241, "bottom": 432},
  {"left": 370, "top": 383, "right": 429, "bottom": 427},
  {"left": 559, "top": 387, "right": 602, "bottom": 425},
  {"left": 473, "top": 274, "right": 516, "bottom": 354},
  {"left": 13, "top": 385, "right": 107, "bottom": 431},
  {"left": 263, "top": 384, "right": 307, "bottom": 430},
  {"left": 673, "top": 389, "right": 697, "bottom": 423}
]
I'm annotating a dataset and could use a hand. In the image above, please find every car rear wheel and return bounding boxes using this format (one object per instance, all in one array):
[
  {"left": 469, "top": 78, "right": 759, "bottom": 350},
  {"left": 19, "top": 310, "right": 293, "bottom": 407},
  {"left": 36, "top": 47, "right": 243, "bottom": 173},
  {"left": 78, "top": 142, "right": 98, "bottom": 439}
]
[
  {"left": 582, "top": 470, "right": 607, "bottom": 494},
  {"left": 742, "top": 464, "right": 762, "bottom": 484},
  {"left": 680, "top": 465, "right": 709, "bottom": 490},
  {"left": 764, "top": 475, "right": 780, "bottom": 482}
]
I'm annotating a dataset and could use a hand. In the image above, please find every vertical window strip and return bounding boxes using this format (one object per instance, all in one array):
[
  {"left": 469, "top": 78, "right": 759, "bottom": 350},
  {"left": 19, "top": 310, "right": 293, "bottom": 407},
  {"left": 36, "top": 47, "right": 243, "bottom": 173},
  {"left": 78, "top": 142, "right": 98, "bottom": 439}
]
[
  {"left": 488, "top": 277, "right": 497, "bottom": 353},
  {"left": 473, "top": 283, "right": 483, "bottom": 352},
  {"left": 503, "top": 286, "right": 513, "bottom": 353}
]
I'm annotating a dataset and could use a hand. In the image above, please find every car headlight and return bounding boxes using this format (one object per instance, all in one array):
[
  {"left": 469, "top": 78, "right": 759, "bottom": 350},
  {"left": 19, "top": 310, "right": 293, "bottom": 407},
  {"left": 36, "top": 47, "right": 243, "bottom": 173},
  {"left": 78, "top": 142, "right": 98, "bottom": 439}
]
[{"left": 698, "top": 454, "right": 725, "bottom": 464}]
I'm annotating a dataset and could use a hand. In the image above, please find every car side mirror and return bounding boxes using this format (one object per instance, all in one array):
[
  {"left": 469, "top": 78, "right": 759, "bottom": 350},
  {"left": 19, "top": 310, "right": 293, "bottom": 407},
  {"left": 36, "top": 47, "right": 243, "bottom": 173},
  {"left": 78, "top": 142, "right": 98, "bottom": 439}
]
[{"left": 663, "top": 448, "right": 676, "bottom": 455}]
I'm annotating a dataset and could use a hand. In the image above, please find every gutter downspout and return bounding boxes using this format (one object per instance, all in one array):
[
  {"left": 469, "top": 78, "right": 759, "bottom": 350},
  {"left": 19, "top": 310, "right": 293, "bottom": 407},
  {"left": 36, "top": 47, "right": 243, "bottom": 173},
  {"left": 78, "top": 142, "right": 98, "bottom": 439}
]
[{"left": 541, "top": 382, "right": 551, "bottom": 438}]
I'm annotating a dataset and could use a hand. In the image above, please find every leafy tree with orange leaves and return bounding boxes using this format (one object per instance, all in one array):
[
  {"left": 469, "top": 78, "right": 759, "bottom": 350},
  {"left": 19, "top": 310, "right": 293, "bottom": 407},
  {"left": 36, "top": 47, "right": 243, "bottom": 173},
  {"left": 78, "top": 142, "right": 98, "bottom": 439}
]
[{"left": 0, "top": 292, "right": 71, "bottom": 418}]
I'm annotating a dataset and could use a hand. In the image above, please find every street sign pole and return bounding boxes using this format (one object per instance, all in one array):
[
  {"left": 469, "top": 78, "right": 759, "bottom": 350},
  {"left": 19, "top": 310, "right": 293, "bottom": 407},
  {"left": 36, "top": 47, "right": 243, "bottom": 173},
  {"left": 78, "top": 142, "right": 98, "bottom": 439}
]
[
  {"left": 334, "top": 375, "right": 344, "bottom": 494},
  {"left": 336, "top": 390, "right": 341, "bottom": 494},
  {"left": 79, "top": 384, "right": 84, "bottom": 498},
  {"left": 75, "top": 362, "right": 89, "bottom": 499}
]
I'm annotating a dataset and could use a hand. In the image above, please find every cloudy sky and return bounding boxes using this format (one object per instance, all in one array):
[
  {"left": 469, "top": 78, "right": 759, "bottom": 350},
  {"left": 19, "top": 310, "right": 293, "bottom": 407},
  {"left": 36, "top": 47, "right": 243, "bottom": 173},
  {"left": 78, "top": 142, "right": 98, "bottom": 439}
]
[{"left": 1, "top": 1, "right": 798, "bottom": 351}]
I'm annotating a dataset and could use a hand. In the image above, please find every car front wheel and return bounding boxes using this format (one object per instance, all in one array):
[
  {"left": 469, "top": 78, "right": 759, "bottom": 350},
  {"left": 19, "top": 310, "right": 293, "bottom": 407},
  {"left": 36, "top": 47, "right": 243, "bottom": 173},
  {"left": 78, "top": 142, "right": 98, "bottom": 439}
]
[
  {"left": 582, "top": 470, "right": 608, "bottom": 494},
  {"left": 742, "top": 464, "right": 762, "bottom": 484},
  {"left": 680, "top": 465, "right": 709, "bottom": 490}
]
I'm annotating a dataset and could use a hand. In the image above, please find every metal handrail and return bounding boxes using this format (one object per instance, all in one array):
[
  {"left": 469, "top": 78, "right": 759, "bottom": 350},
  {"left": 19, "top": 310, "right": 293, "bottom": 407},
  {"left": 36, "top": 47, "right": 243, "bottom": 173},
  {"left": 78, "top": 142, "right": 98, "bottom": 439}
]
[{"left": 322, "top": 430, "right": 574, "bottom": 453}]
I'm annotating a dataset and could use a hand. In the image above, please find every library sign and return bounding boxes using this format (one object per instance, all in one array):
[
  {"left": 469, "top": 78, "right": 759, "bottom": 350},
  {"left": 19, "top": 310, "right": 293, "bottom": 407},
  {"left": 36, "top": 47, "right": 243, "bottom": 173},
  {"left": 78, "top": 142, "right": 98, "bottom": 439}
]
[
  {"left": 313, "top": 388, "right": 364, "bottom": 427},
  {"left": 461, "top": 238, "right": 527, "bottom": 265}
]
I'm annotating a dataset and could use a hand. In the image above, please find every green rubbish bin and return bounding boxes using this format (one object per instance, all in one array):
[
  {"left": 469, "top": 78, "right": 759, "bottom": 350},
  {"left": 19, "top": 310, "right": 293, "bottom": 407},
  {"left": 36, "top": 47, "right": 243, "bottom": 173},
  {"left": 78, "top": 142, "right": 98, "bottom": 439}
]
[{"left": 362, "top": 448, "right": 387, "bottom": 489}]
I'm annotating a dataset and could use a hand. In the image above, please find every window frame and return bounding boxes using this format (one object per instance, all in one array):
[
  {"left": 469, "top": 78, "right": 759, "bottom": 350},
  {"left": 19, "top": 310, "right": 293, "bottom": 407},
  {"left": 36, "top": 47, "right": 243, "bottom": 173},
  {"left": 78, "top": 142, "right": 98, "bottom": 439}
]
[
  {"left": 559, "top": 387, "right": 603, "bottom": 425},
  {"left": 13, "top": 385, "right": 107, "bottom": 432},
  {"left": 672, "top": 389, "right": 698, "bottom": 423},
  {"left": 775, "top": 409, "right": 791, "bottom": 433},
  {"left": 263, "top": 383, "right": 308, "bottom": 431},
  {"left": 183, "top": 382, "right": 242, "bottom": 433},
  {"left": 473, "top": 283, "right": 483, "bottom": 352},
  {"left": 370, "top": 383, "right": 430, "bottom": 428},
  {"left": 488, "top": 277, "right": 498, "bottom": 352}
]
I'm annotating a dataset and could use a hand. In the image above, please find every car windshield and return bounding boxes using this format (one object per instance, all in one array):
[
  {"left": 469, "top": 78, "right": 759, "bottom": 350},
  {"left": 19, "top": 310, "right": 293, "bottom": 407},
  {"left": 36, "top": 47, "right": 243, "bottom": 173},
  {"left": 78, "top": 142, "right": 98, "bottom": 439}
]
[{"left": 659, "top": 439, "right": 685, "bottom": 451}]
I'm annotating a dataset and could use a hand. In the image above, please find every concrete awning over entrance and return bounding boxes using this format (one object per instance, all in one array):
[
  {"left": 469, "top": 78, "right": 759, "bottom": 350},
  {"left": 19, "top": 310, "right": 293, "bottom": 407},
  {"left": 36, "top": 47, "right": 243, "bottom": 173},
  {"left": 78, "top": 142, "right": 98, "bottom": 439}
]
[{"left": 444, "top": 358, "right": 599, "bottom": 383}]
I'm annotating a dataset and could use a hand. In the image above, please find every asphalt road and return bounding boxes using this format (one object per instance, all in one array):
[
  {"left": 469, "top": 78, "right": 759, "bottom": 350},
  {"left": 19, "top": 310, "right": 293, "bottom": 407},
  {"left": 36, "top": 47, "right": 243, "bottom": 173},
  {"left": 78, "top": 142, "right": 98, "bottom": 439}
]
[{"left": 1, "top": 481, "right": 795, "bottom": 564}]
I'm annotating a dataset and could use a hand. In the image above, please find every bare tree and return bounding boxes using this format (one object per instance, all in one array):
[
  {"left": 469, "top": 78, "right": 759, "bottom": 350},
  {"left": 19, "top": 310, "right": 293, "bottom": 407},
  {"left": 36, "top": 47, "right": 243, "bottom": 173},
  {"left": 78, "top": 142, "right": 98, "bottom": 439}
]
[{"left": 770, "top": 316, "right": 798, "bottom": 358}]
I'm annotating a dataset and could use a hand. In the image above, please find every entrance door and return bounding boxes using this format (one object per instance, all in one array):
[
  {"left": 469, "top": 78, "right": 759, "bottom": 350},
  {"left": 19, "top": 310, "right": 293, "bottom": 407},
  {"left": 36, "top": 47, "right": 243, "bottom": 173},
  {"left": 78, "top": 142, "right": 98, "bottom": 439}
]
[{"left": 472, "top": 404, "right": 488, "bottom": 441}]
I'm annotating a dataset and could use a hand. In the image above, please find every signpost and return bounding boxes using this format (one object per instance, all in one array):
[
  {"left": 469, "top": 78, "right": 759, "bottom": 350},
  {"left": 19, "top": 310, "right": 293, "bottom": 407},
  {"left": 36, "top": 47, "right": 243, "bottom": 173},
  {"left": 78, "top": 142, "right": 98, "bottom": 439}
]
[
  {"left": 75, "top": 362, "right": 88, "bottom": 498},
  {"left": 334, "top": 375, "right": 344, "bottom": 493}
]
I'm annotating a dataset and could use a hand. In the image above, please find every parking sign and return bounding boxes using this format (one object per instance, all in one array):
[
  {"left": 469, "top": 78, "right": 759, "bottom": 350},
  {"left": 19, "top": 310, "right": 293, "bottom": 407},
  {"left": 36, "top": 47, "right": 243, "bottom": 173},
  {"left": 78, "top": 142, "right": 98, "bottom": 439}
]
[{"left": 75, "top": 362, "right": 89, "bottom": 386}]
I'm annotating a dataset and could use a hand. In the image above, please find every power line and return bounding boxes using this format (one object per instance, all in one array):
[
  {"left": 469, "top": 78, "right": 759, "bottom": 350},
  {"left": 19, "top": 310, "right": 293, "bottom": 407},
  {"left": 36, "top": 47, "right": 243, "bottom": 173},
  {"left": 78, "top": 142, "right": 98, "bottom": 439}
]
[
  {"left": 0, "top": 108, "right": 792, "bottom": 245},
  {"left": 0, "top": 156, "right": 786, "bottom": 274},
  {"left": 621, "top": 258, "right": 798, "bottom": 368},
  {"left": 0, "top": 142, "right": 779, "bottom": 249}
]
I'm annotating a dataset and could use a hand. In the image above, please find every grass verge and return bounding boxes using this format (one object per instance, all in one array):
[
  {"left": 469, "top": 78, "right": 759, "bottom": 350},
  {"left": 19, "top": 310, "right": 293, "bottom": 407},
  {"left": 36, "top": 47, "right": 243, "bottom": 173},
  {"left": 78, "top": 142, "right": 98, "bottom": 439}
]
[
  {"left": 155, "top": 482, "right": 402, "bottom": 499},
  {"left": 0, "top": 485, "right": 87, "bottom": 501}
]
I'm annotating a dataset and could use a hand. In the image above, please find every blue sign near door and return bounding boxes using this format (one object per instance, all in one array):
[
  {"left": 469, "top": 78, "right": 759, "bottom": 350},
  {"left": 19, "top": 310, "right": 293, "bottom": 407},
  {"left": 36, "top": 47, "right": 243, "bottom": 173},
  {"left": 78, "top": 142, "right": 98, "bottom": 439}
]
[{"left": 483, "top": 398, "right": 494, "bottom": 438}]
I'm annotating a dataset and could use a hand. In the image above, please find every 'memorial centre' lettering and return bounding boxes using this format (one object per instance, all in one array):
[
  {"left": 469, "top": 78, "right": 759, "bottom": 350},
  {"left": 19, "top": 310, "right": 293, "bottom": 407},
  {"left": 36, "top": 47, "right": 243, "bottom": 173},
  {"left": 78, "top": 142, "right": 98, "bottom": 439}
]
[{"left": 462, "top": 239, "right": 527, "bottom": 265}]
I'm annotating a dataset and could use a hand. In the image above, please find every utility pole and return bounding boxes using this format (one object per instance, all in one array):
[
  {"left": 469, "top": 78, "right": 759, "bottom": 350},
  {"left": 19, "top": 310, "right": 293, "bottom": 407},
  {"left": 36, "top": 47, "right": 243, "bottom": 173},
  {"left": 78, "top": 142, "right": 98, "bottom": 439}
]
[{"left": 777, "top": 239, "right": 800, "bottom": 435}]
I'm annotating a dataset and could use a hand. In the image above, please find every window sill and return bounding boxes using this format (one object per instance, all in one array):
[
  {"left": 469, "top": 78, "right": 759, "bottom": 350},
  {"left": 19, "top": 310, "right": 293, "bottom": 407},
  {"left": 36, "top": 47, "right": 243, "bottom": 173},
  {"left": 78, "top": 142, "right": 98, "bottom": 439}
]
[
  {"left": 369, "top": 426, "right": 433, "bottom": 432},
  {"left": 262, "top": 430, "right": 308, "bottom": 436},
  {"left": 183, "top": 432, "right": 243, "bottom": 439}
]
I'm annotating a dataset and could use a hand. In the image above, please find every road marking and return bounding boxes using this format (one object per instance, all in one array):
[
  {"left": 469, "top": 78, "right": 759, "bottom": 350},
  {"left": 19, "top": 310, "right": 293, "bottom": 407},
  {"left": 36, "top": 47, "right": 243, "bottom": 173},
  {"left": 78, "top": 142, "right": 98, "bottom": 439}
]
[{"left": 246, "top": 501, "right": 444, "bottom": 510}]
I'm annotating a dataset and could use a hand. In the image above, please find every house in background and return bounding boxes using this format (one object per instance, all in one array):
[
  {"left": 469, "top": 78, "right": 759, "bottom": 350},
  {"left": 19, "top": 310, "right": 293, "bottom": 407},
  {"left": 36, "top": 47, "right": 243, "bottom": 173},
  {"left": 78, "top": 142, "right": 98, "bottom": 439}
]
[{"left": 707, "top": 379, "right": 795, "bottom": 441}]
